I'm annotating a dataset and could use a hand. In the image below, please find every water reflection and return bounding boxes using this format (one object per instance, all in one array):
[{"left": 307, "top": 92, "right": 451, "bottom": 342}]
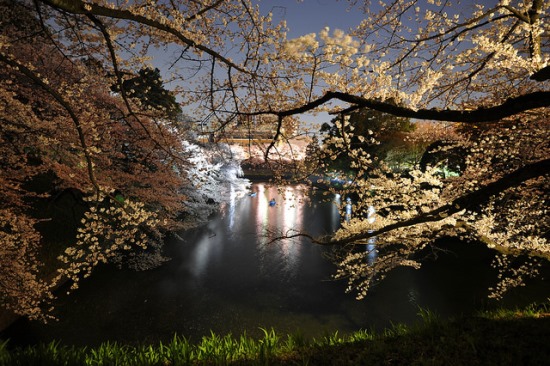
[
  {"left": 332, "top": 193, "right": 342, "bottom": 230},
  {"left": 189, "top": 221, "right": 220, "bottom": 279},
  {"left": 251, "top": 184, "right": 309, "bottom": 234},
  {"left": 227, "top": 184, "right": 236, "bottom": 230},
  {"left": 367, "top": 241, "right": 377, "bottom": 266},
  {"left": 188, "top": 183, "right": 334, "bottom": 284},
  {"left": 251, "top": 184, "right": 313, "bottom": 280}
]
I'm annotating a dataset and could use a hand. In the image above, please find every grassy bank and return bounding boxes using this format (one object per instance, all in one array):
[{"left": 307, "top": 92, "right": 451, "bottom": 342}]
[{"left": 1, "top": 304, "right": 549, "bottom": 365}]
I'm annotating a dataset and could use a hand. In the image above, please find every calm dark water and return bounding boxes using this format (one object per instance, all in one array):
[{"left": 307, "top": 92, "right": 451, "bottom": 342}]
[{"left": 3, "top": 183, "right": 549, "bottom": 347}]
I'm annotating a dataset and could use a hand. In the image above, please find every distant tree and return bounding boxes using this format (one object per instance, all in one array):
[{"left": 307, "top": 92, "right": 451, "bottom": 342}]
[
  {"left": 319, "top": 106, "right": 415, "bottom": 173},
  {"left": 113, "top": 67, "right": 182, "bottom": 120},
  {"left": 403, "top": 121, "right": 457, "bottom": 170},
  {"left": 419, "top": 140, "right": 467, "bottom": 176}
]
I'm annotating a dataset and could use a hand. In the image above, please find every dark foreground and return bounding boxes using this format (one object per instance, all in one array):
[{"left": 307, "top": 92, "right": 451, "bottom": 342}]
[{"left": 1, "top": 305, "right": 549, "bottom": 365}]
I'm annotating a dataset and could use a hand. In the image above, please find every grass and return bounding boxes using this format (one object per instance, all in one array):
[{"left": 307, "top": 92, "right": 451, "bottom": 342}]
[{"left": 1, "top": 304, "right": 549, "bottom": 365}]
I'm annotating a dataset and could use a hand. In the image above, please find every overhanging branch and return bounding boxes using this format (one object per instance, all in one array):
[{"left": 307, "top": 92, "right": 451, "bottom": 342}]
[
  {"left": 272, "top": 91, "right": 550, "bottom": 123},
  {"left": 303, "top": 158, "right": 549, "bottom": 246},
  {"left": 39, "top": 0, "right": 247, "bottom": 73}
]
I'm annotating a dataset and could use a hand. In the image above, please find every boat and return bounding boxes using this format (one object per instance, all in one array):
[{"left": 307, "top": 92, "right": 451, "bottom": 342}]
[
  {"left": 269, "top": 199, "right": 276, "bottom": 206},
  {"left": 249, "top": 192, "right": 257, "bottom": 197}
]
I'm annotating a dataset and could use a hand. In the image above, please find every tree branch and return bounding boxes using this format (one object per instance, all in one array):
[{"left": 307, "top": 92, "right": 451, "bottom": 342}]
[
  {"left": 38, "top": 0, "right": 248, "bottom": 73},
  {"left": 268, "top": 91, "right": 550, "bottom": 123},
  {"left": 318, "top": 158, "right": 549, "bottom": 246},
  {"left": 531, "top": 65, "right": 550, "bottom": 81}
]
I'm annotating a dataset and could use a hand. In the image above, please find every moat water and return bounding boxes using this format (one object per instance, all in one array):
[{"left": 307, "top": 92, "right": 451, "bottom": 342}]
[{"left": 3, "top": 183, "right": 549, "bottom": 346}]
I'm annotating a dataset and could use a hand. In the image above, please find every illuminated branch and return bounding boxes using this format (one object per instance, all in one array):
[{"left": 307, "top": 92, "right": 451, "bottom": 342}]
[
  {"left": 87, "top": 14, "right": 174, "bottom": 154},
  {"left": 263, "top": 90, "right": 550, "bottom": 123},
  {"left": 305, "top": 158, "right": 550, "bottom": 248}
]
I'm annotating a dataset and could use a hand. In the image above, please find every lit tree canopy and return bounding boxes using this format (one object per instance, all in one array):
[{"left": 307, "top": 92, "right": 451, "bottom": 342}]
[{"left": 1, "top": 0, "right": 548, "bottom": 318}]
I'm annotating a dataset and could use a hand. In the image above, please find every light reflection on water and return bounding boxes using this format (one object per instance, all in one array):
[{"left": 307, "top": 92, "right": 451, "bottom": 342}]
[
  {"left": 248, "top": 184, "right": 314, "bottom": 282},
  {"left": 3, "top": 183, "right": 549, "bottom": 347}
]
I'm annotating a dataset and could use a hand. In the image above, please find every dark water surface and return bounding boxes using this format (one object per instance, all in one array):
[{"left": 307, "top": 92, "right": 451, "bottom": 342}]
[{"left": 3, "top": 183, "right": 549, "bottom": 346}]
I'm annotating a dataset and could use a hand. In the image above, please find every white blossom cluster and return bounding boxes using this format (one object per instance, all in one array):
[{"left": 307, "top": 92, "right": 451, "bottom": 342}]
[
  {"left": 334, "top": 248, "right": 422, "bottom": 300},
  {"left": 178, "top": 140, "right": 250, "bottom": 226},
  {"left": 489, "top": 254, "right": 543, "bottom": 300},
  {"left": 56, "top": 191, "right": 160, "bottom": 292}
]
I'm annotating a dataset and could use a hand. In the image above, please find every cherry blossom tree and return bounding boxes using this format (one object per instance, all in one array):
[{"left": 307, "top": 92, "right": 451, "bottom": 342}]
[
  {"left": 267, "top": 0, "right": 549, "bottom": 300},
  {"left": 1, "top": 0, "right": 548, "bottom": 319},
  {"left": 1, "top": 0, "right": 191, "bottom": 320}
]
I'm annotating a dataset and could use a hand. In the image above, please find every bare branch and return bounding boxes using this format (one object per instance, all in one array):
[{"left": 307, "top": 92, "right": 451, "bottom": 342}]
[
  {"left": 263, "top": 91, "right": 550, "bottom": 123},
  {"left": 38, "top": 0, "right": 248, "bottom": 73}
]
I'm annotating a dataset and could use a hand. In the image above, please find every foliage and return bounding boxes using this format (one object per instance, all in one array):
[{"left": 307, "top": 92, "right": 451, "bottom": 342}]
[
  {"left": 177, "top": 141, "right": 250, "bottom": 227},
  {"left": 270, "top": 0, "right": 549, "bottom": 301}
]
